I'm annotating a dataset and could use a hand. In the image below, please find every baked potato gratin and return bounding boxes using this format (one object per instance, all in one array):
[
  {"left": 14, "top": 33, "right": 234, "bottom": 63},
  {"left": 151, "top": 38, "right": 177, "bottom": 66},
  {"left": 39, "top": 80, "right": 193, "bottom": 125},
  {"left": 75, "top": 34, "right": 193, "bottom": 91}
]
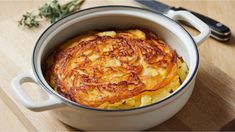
[{"left": 44, "top": 29, "right": 189, "bottom": 109}]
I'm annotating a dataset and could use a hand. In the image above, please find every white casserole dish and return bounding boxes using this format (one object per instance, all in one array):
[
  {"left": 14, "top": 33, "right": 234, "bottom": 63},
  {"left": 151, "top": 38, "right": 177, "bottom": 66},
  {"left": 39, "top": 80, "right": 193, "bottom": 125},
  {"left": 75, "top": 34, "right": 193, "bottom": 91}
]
[{"left": 11, "top": 6, "right": 210, "bottom": 130}]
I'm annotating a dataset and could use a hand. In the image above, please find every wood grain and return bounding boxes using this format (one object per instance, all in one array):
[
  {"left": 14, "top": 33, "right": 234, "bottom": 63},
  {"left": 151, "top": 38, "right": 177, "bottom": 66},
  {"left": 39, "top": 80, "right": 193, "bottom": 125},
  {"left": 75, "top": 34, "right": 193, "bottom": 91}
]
[
  {"left": 0, "top": 0, "right": 234, "bottom": 131},
  {"left": 0, "top": 93, "right": 28, "bottom": 131}
]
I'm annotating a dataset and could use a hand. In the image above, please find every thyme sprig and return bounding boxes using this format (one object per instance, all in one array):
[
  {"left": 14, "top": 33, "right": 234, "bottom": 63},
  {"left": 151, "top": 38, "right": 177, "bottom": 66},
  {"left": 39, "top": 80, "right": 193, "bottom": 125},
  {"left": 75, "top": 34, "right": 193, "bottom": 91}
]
[
  {"left": 18, "top": 12, "right": 40, "bottom": 28},
  {"left": 18, "top": 0, "right": 85, "bottom": 28}
]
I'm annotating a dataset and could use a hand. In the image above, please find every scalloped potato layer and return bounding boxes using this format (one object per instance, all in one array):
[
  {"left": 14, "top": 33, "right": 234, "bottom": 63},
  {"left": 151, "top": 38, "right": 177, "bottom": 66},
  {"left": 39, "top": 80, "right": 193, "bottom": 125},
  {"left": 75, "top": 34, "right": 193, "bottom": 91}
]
[{"left": 45, "top": 29, "right": 189, "bottom": 109}]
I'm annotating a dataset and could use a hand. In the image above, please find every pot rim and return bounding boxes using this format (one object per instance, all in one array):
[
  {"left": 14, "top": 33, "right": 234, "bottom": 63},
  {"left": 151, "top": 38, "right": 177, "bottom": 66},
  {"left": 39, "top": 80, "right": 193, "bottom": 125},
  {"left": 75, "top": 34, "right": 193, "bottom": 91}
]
[{"left": 32, "top": 6, "right": 199, "bottom": 112}]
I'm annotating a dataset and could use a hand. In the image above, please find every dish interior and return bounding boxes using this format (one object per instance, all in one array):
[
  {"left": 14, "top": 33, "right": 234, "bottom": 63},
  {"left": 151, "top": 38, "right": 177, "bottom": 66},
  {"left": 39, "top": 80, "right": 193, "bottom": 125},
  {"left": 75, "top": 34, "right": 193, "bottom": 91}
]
[
  {"left": 33, "top": 8, "right": 198, "bottom": 110},
  {"left": 44, "top": 29, "right": 189, "bottom": 109}
]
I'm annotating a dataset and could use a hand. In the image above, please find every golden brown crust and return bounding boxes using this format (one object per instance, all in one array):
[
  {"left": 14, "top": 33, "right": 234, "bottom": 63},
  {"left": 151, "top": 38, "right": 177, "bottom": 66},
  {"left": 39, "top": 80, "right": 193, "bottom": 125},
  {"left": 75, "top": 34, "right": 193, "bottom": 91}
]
[{"left": 45, "top": 29, "right": 178, "bottom": 107}]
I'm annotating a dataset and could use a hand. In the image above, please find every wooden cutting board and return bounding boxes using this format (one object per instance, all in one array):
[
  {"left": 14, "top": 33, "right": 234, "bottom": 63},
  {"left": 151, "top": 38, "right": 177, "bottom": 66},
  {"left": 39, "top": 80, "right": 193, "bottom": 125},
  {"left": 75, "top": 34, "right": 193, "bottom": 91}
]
[{"left": 0, "top": 0, "right": 235, "bottom": 131}]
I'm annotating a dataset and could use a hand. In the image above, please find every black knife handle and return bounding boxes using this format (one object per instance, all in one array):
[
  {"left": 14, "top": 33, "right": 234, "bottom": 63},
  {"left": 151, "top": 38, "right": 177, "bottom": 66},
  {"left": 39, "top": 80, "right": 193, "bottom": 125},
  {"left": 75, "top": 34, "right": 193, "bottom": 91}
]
[{"left": 172, "top": 7, "right": 231, "bottom": 41}]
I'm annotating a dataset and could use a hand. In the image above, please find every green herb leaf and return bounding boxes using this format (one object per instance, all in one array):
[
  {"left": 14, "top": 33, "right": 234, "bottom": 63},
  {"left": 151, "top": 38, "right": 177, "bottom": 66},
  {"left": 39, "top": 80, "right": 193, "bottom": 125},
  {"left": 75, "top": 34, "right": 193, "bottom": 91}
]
[
  {"left": 39, "top": 0, "right": 85, "bottom": 24},
  {"left": 19, "top": 0, "right": 85, "bottom": 28},
  {"left": 18, "top": 12, "right": 39, "bottom": 28}
]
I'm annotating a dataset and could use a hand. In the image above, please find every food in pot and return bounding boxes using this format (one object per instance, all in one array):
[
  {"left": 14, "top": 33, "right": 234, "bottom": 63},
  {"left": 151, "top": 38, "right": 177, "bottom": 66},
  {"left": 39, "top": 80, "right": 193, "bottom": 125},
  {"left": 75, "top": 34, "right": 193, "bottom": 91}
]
[{"left": 44, "top": 29, "right": 189, "bottom": 109}]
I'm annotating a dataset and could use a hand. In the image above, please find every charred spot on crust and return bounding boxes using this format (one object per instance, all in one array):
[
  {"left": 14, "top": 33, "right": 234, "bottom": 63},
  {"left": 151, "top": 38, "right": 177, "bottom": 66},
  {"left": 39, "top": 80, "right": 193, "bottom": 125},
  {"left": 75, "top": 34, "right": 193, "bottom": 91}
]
[{"left": 169, "top": 89, "right": 174, "bottom": 93}]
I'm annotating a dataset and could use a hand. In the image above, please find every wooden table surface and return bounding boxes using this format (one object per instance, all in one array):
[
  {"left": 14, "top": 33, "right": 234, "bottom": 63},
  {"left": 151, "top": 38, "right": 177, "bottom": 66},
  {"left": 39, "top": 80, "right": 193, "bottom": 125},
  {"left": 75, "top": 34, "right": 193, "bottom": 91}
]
[{"left": 0, "top": 0, "right": 235, "bottom": 131}]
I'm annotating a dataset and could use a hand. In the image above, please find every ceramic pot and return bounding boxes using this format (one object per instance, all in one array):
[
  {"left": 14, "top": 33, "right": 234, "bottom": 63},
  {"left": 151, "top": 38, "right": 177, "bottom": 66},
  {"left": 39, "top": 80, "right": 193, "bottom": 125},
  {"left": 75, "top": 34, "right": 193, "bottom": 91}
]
[{"left": 11, "top": 6, "right": 210, "bottom": 130}]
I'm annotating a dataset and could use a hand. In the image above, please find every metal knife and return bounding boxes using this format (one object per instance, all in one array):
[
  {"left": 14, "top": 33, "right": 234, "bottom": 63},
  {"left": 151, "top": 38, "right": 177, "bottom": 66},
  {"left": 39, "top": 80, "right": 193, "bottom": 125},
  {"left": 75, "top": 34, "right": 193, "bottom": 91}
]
[{"left": 135, "top": 0, "right": 231, "bottom": 42}]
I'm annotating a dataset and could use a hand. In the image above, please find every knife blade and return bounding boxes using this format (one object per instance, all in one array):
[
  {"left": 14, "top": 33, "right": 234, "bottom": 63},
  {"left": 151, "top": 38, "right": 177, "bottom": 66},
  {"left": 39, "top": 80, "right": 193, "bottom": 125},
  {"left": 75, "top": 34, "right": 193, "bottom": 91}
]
[{"left": 135, "top": 0, "right": 231, "bottom": 42}]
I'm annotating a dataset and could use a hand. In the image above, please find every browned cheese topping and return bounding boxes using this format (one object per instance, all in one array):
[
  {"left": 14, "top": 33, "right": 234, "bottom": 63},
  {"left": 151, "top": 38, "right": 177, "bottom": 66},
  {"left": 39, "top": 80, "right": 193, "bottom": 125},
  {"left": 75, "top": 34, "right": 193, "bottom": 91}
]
[{"left": 45, "top": 29, "right": 180, "bottom": 108}]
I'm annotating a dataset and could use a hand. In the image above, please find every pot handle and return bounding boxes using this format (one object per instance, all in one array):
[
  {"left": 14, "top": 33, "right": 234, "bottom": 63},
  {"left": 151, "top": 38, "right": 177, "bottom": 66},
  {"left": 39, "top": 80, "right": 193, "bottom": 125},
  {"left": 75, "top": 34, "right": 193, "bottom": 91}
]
[
  {"left": 11, "top": 70, "right": 64, "bottom": 111},
  {"left": 166, "top": 10, "right": 210, "bottom": 46}
]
